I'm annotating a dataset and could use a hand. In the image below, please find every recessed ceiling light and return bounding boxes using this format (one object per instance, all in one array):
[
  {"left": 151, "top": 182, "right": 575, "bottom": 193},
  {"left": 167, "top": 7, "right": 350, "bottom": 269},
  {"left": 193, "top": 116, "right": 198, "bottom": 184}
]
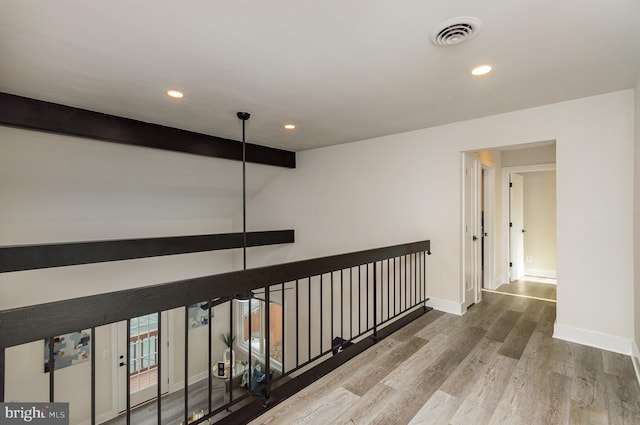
[
  {"left": 284, "top": 124, "right": 296, "bottom": 130},
  {"left": 166, "top": 89, "right": 184, "bottom": 99},
  {"left": 471, "top": 65, "right": 492, "bottom": 76}
]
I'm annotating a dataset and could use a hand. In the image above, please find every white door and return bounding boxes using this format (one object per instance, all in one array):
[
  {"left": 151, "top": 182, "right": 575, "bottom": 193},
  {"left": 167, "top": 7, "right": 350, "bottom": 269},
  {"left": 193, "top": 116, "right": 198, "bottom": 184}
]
[
  {"left": 463, "top": 153, "right": 480, "bottom": 309},
  {"left": 509, "top": 173, "right": 525, "bottom": 281},
  {"left": 117, "top": 312, "right": 169, "bottom": 411}
]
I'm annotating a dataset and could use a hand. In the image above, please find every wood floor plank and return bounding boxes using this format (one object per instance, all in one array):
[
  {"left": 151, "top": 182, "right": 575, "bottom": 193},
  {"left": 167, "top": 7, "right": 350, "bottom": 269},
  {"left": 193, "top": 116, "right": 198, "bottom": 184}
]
[
  {"left": 498, "top": 317, "right": 536, "bottom": 360},
  {"left": 485, "top": 310, "right": 522, "bottom": 342},
  {"left": 603, "top": 350, "right": 637, "bottom": 378},
  {"left": 429, "top": 326, "right": 487, "bottom": 376},
  {"left": 342, "top": 336, "right": 427, "bottom": 397},
  {"left": 381, "top": 332, "right": 450, "bottom": 390},
  {"left": 568, "top": 400, "right": 609, "bottom": 425},
  {"left": 407, "top": 390, "right": 460, "bottom": 425},
  {"left": 604, "top": 373, "right": 640, "bottom": 425},
  {"left": 571, "top": 344, "right": 607, "bottom": 410},
  {"left": 367, "top": 366, "right": 447, "bottom": 425},
  {"left": 338, "top": 383, "right": 395, "bottom": 425},
  {"left": 388, "top": 309, "right": 444, "bottom": 342},
  {"left": 439, "top": 338, "right": 501, "bottom": 398},
  {"left": 448, "top": 351, "right": 517, "bottom": 425}
]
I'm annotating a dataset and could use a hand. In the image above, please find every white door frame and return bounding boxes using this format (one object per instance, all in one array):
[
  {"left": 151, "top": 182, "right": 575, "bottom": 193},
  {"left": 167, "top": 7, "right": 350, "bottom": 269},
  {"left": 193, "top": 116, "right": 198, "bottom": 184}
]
[
  {"left": 481, "top": 164, "right": 496, "bottom": 291},
  {"left": 461, "top": 153, "right": 481, "bottom": 310},
  {"left": 501, "top": 163, "right": 556, "bottom": 284}
]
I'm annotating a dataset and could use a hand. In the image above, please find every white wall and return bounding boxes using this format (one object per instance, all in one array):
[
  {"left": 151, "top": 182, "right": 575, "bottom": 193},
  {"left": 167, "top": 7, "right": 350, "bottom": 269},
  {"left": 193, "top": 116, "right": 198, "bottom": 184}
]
[
  {"left": 501, "top": 143, "right": 556, "bottom": 167},
  {"left": 245, "top": 90, "right": 636, "bottom": 354},
  {"left": 522, "top": 171, "right": 557, "bottom": 278}
]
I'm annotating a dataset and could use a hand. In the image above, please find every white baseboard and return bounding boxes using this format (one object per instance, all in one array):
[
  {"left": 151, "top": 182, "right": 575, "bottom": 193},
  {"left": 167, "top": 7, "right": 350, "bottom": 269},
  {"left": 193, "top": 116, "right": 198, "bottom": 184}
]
[
  {"left": 78, "top": 410, "right": 117, "bottom": 425},
  {"left": 169, "top": 370, "right": 209, "bottom": 393},
  {"left": 524, "top": 268, "right": 557, "bottom": 279},
  {"left": 426, "top": 298, "right": 464, "bottom": 316},
  {"left": 553, "top": 323, "right": 633, "bottom": 355},
  {"left": 632, "top": 341, "right": 640, "bottom": 389}
]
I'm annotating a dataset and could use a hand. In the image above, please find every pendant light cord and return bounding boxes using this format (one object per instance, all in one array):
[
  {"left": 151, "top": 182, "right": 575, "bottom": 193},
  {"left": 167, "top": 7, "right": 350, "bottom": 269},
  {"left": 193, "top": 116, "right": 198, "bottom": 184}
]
[{"left": 237, "top": 112, "right": 250, "bottom": 270}]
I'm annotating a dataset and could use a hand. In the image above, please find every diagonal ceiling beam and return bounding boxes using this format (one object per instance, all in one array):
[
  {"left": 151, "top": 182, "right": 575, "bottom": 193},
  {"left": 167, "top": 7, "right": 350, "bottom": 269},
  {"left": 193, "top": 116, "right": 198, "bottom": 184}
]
[{"left": 0, "top": 92, "right": 296, "bottom": 168}]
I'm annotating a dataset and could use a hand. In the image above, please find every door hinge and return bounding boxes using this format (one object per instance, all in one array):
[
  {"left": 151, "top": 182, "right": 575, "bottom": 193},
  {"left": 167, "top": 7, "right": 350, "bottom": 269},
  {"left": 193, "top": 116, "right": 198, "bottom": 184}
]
[
  {"left": 509, "top": 262, "right": 513, "bottom": 267},
  {"left": 509, "top": 182, "right": 513, "bottom": 188},
  {"left": 509, "top": 222, "right": 513, "bottom": 228}
]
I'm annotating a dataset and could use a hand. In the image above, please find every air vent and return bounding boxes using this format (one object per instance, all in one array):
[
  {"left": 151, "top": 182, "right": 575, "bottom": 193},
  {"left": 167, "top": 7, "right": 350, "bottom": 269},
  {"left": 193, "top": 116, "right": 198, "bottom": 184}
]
[{"left": 429, "top": 17, "right": 482, "bottom": 47}]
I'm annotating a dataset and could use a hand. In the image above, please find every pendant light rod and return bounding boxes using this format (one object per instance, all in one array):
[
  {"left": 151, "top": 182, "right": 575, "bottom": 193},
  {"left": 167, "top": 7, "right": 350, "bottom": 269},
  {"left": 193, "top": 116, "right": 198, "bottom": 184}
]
[{"left": 237, "top": 112, "right": 250, "bottom": 270}]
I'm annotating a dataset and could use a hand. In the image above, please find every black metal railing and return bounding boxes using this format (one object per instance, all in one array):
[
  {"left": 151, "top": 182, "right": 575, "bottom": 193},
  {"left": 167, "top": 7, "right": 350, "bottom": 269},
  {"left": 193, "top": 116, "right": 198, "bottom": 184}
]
[{"left": 0, "top": 240, "right": 431, "bottom": 425}]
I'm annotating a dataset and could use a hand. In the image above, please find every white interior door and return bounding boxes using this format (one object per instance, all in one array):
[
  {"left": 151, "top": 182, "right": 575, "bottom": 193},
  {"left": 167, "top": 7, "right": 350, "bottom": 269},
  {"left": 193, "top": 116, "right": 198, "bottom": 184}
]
[
  {"left": 117, "top": 312, "right": 169, "bottom": 411},
  {"left": 510, "top": 173, "right": 525, "bottom": 281},
  {"left": 463, "top": 153, "right": 480, "bottom": 309}
]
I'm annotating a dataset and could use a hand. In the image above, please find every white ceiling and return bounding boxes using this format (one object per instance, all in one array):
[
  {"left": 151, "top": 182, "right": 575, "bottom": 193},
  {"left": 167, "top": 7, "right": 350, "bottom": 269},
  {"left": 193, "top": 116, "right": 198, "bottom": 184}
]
[{"left": 1, "top": 1, "right": 639, "bottom": 152}]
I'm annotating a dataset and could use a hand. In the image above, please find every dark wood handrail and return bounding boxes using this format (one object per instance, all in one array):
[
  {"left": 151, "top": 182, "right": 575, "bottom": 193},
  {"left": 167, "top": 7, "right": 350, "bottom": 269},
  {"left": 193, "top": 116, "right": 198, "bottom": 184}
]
[{"left": 0, "top": 240, "right": 430, "bottom": 349}]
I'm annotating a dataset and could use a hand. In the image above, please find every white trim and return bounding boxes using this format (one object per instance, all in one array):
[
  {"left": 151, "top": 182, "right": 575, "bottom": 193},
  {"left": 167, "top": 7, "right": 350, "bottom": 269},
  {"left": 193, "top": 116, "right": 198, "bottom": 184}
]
[
  {"left": 482, "top": 164, "right": 496, "bottom": 290},
  {"left": 553, "top": 323, "right": 633, "bottom": 355},
  {"left": 523, "top": 268, "right": 557, "bottom": 279},
  {"left": 78, "top": 410, "right": 117, "bottom": 425},
  {"left": 632, "top": 341, "right": 640, "bottom": 389},
  {"left": 169, "top": 370, "right": 210, "bottom": 393},
  {"left": 426, "top": 297, "right": 465, "bottom": 316}
]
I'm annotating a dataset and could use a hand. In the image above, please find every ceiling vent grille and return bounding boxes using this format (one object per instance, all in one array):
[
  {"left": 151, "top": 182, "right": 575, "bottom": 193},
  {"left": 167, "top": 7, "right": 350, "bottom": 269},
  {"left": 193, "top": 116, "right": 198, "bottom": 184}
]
[{"left": 429, "top": 17, "right": 482, "bottom": 46}]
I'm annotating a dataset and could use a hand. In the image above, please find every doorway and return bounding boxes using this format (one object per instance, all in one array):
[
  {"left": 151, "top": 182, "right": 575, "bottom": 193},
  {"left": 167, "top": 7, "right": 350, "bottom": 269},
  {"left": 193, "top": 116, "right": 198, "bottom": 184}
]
[
  {"left": 497, "top": 163, "right": 557, "bottom": 301},
  {"left": 117, "top": 312, "right": 169, "bottom": 411}
]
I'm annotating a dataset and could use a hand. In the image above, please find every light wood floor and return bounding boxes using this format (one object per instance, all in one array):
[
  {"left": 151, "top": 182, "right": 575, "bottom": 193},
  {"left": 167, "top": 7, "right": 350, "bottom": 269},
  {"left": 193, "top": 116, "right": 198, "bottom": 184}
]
[
  {"left": 250, "top": 292, "right": 640, "bottom": 425},
  {"left": 493, "top": 278, "right": 557, "bottom": 301}
]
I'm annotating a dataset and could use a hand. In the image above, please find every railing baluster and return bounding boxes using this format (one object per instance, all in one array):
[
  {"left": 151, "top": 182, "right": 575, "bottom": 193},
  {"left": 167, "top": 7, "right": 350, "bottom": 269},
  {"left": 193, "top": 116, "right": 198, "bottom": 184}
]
[
  {"left": 387, "top": 259, "right": 390, "bottom": 321},
  {"left": 265, "top": 285, "right": 271, "bottom": 400},
  {"left": 126, "top": 319, "right": 131, "bottom": 425},
  {"left": 91, "top": 327, "right": 96, "bottom": 425},
  {"left": 184, "top": 307, "right": 189, "bottom": 425},
  {"left": 229, "top": 299, "right": 234, "bottom": 404},
  {"left": 320, "top": 274, "right": 323, "bottom": 354},
  {"left": 373, "top": 262, "right": 377, "bottom": 338},
  {"left": 295, "top": 280, "right": 299, "bottom": 368},
  {"left": 330, "top": 272, "right": 334, "bottom": 348},
  {"left": 404, "top": 255, "right": 408, "bottom": 311},
  {"left": 159, "top": 311, "right": 163, "bottom": 425},
  {"left": 282, "top": 282, "right": 286, "bottom": 373},
  {"left": 0, "top": 347, "right": 4, "bottom": 402},
  {"left": 350, "top": 268, "right": 353, "bottom": 339},
  {"left": 340, "top": 270, "right": 344, "bottom": 342},
  {"left": 358, "top": 265, "right": 361, "bottom": 336},
  {"left": 308, "top": 277, "right": 311, "bottom": 362},
  {"left": 248, "top": 293, "right": 252, "bottom": 389},
  {"left": 366, "top": 263, "right": 370, "bottom": 330},
  {"left": 48, "top": 336, "right": 55, "bottom": 402},
  {"left": 424, "top": 251, "right": 427, "bottom": 302}
]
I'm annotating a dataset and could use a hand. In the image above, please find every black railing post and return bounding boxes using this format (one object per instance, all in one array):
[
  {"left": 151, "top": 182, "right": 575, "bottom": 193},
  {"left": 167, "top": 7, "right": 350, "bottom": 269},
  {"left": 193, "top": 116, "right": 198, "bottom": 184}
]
[
  {"left": 264, "top": 286, "right": 271, "bottom": 401},
  {"left": 184, "top": 307, "right": 189, "bottom": 425},
  {"left": 126, "top": 320, "right": 131, "bottom": 425},
  {"left": 248, "top": 293, "right": 252, "bottom": 390},
  {"left": 373, "top": 261, "right": 378, "bottom": 340},
  {"left": 0, "top": 347, "right": 4, "bottom": 402},
  {"left": 229, "top": 299, "right": 234, "bottom": 405},
  {"left": 158, "top": 312, "right": 163, "bottom": 425},
  {"left": 48, "top": 337, "right": 55, "bottom": 402},
  {"left": 91, "top": 327, "right": 96, "bottom": 425}
]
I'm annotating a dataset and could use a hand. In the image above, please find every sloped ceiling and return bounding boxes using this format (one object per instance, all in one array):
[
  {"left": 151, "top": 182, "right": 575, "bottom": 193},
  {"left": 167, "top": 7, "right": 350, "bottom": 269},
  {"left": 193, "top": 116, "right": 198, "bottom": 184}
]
[{"left": 1, "top": 1, "right": 639, "bottom": 152}]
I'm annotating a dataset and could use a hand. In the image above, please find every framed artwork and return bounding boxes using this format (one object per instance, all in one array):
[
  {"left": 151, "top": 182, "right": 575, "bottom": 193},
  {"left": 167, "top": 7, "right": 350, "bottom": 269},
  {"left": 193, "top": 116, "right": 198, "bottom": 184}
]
[
  {"left": 44, "top": 329, "right": 91, "bottom": 372},
  {"left": 188, "top": 302, "right": 213, "bottom": 329}
]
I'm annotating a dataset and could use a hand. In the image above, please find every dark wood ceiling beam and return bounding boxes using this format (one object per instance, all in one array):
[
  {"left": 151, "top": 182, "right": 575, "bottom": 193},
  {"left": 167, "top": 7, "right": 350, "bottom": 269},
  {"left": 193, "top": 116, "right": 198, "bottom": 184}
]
[
  {"left": 0, "top": 230, "right": 295, "bottom": 273},
  {"left": 0, "top": 92, "right": 296, "bottom": 168}
]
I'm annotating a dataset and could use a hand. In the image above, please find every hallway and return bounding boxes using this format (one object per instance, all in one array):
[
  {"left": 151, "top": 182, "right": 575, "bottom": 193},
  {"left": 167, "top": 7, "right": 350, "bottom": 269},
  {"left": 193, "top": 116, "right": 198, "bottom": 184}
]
[{"left": 250, "top": 292, "right": 639, "bottom": 425}]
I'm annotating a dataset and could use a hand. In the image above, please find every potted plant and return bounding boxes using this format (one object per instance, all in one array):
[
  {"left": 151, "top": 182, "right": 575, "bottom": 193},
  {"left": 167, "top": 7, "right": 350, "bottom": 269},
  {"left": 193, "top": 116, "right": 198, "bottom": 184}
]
[{"left": 220, "top": 332, "right": 236, "bottom": 364}]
